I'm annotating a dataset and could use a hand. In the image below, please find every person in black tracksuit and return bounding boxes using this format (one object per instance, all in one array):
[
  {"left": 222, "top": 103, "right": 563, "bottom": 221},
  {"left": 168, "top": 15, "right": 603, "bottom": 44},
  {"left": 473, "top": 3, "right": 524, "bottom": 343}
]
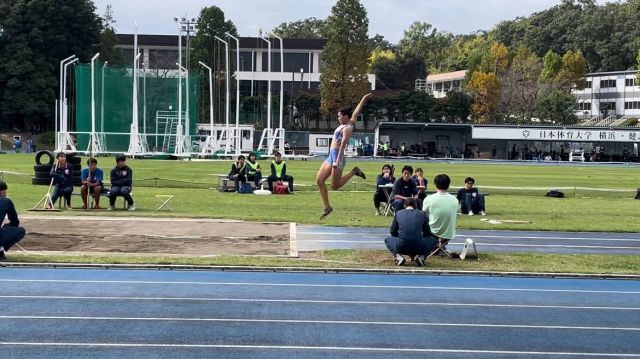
[
  {"left": 384, "top": 197, "right": 437, "bottom": 266},
  {"left": 373, "top": 164, "right": 395, "bottom": 215},
  {"left": 109, "top": 154, "right": 134, "bottom": 210},
  {"left": 0, "top": 180, "right": 26, "bottom": 260},
  {"left": 50, "top": 152, "right": 73, "bottom": 209}
]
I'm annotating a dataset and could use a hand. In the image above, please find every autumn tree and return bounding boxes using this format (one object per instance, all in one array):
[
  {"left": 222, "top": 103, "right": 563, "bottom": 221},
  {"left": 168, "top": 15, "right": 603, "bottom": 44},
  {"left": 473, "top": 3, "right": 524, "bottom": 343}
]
[
  {"left": 466, "top": 71, "right": 501, "bottom": 123},
  {"left": 319, "top": 0, "right": 370, "bottom": 117}
]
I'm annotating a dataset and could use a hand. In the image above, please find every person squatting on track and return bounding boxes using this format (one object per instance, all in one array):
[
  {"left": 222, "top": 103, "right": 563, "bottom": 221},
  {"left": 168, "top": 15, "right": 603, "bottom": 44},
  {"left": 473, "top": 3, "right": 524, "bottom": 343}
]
[
  {"left": 316, "top": 93, "right": 371, "bottom": 219},
  {"left": 49, "top": 152, "right": 73, "bottom": 209},
  {"left": 0, "top": 181, "right": 26, "bottom": 260},
  {"left": 80, "top": 157, "right": 104, "bottom": 209},
  {"left": 108, "top": 154, "right": 135, "bottom": 211},
  {"left": 384, "top": 197, "right": 437, "bottom": 267}
]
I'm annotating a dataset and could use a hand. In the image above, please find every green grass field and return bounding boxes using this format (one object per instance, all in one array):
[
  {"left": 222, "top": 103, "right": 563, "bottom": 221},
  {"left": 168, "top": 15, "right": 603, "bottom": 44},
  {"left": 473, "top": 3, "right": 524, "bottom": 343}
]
[{"left": 1, "top": 153, "right": 639, "bottom": 232}]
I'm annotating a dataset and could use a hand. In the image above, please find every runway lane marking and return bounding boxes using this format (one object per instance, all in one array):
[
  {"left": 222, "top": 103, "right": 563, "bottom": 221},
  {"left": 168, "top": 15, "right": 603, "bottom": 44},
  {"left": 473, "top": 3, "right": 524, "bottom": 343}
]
[
  {"left": 2, "top": 295, "right": 639, "bottom": 311},
  {"left": 297, "top": 239, "right": 640, "bottom": 250},
  {"left": 297, "top": 232, "right": 640, "bottom": 242},
  {"left": 1, "top": 315, "right": 639, "bottom": 331},
  {"left": 0, "top": 342, "right": 638, "bottom": 357},
  {"left": 1, "top": 279, "right": 638, "bottom": 295}
]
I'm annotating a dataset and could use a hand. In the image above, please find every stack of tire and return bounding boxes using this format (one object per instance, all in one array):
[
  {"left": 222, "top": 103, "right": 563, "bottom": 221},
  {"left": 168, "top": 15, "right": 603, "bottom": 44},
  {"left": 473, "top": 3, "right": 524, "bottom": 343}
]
[{"left": 32, "top": 150, "right": 82, "bottom": 186}]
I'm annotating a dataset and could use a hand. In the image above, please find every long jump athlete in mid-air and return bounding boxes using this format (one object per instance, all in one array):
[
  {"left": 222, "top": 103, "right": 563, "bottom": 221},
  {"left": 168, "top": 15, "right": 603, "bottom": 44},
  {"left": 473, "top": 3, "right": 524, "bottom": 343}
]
[{"left": 316, "top": 93, "right": 372, "bottom": 219}]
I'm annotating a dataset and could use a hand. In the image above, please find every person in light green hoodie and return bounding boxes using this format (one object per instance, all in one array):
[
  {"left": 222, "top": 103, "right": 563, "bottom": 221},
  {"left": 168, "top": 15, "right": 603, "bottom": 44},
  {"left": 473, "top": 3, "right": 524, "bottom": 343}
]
[{"left": 422, "top": 174, "right": 458, "bottom": 244}]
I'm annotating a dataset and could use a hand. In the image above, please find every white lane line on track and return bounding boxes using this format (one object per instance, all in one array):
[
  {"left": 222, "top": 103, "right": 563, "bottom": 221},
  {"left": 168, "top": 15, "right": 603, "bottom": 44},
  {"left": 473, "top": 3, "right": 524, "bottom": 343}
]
[
  {"left": 0, "top": 342, "right": 638, "bottom": 357},
  {"left": 296, "top": 240, "right": 640, "bottom": 250},
  {"left": 1, "top": 279, "right": 638, "bottom": 294},
  {"left": 1, "top": 295, "right": 638, "bottom": 311},
  {"left": 297, "top": 232, "right": 640, "bottom": 242},
  {"left": 1, "top": 315, "right": 640, "bottom": 331}
]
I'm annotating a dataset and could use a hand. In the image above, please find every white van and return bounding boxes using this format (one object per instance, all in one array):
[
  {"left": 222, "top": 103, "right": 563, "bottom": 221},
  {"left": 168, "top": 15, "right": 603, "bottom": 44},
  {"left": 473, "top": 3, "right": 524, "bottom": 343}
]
[{"left": 308, "top": 133, "right": 357, "bottom": 157}]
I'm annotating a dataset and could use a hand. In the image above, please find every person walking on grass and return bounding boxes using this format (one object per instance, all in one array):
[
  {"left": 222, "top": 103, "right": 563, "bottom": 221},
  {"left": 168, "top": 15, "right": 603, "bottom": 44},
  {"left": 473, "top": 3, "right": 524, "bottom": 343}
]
[{"left": 316, "top": 93, "right": 371, "bottom": 219}]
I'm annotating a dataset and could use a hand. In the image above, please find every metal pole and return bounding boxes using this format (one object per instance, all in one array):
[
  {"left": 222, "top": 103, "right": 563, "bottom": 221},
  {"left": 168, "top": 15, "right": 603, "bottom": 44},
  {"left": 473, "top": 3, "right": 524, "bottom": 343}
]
[
  {"left": 100, "top": 61, "right": 107, "bottom": 134},
  {"left": 63, "top": 58, "right": 79, "bottom": 133},
  {"left": 214, "top": 36, "right": 230, "bottom": 128},
  {"left": 270, "top": 33, "right": 284, "bottom": 133},
  {"left": 177, "top": 22, "right": 182, "bottom": 128},
  {"left": 226, "top": 32, "right": 241, "bottom": 154},
  {"left": 260, "top": 36, "right": 272, "bottom": 135},
  {"left": 59, "top": 55, "right": 76, "bottom": 133},
  {"left": 198, "top": 61, "right": 214, "bottom": 134}
]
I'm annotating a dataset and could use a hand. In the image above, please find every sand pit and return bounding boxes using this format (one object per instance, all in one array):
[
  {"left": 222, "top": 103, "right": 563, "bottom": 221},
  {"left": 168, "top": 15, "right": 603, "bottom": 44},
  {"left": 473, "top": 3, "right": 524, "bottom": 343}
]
[{"left": 16, "top": 215, "right": 291, "bottom": 256}]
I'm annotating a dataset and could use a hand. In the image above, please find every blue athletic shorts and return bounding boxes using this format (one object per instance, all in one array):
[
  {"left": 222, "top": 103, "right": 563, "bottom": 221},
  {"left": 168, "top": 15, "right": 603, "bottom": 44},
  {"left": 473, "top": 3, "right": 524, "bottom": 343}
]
[{"left": 324, "top": 148, "right": 346, "bottom": 169}]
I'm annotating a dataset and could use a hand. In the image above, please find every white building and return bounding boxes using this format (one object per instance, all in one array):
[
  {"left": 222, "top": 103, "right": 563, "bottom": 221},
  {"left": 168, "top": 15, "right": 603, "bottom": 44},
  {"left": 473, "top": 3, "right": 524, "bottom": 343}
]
[
  {"left": 420, "top": 70, "right": 467, "bottom": 98},
  {"left": 573, "top": 70, "right": 640, "bottom": 125}
]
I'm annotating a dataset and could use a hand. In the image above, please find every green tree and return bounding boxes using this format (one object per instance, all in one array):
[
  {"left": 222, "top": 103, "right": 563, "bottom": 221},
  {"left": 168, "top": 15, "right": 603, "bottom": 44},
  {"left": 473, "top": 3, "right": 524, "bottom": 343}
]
[
  {"left": 97, "top": 4, "right": 123, "bottom": 65},
  {"left": 540, "top": 50, "right": 562, "bottom": 83},
  {"left": 370, "top": 54, "right": 426, "bottom": 90},
  {"left": 272, "top": 17, "right": 327, "bottom": 39},
  {"left": 368, "top": 33, "right": 395, "bottom": 52},
  {"left": 397, "top": 21, "right": 453, "bottom": 72},
  {"left": 0, "top": 0, "right": 103, "bottom": 131},
  {"left": 190, "top": 6, "right": 238, "bottom": 124},
  {"left": 536, "top": 88, "right": 577, "bottom": 124},
  {"left": 319, "top": 0, "right": 370, "bottom": 117}
]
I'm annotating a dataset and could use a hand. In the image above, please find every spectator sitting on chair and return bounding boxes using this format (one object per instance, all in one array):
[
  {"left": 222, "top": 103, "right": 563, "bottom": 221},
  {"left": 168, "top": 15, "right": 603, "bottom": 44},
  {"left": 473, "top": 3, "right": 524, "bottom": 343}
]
[
  {"left": 456, "top": 177, "right": 486, "bottom": 216},
  {"left": 246, "top": 152, "right": 262, "bottom": 188},
  {"left": 108, "top": 154, "right": 135, "bottom": 211},
  {"left": 0, "top": 180, "right": 26, "bottom": 260},
  {"left": 384, "top": 197, "right": 437, "bottom": 267},
  {"left": 80, "top": 157, "right": 104, "bottom": 210},
  {"left": 390, "top": 165, "right": 418, "bottom": 213},
  {"left": 422, "top": 174, "right": 458, "bottom": 250},
  {"left": 50, "top": 152, "right": 73, "bottom": 209},
  {"left": 412, "top": 167, "right": 427, "bottom": 203},
  {"left": 374, "top": 164, "right": 395, "bottom": 215},
  {"left": 229, "top": 155, "right": 248, "bottom": 191},
  {"left": 268, "top": 152, "right": 294, "bottom": 193}
]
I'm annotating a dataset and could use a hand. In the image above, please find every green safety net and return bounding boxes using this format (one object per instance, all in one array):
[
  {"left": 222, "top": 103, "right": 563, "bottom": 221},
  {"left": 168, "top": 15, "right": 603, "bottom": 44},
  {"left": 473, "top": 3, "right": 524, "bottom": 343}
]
[{"left": 75, "top": 63, "right": 199, "bottom": 153}]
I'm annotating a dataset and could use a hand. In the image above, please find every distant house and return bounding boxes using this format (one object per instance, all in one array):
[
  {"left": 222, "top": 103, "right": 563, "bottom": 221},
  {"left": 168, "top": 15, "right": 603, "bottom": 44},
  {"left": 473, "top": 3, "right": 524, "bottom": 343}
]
[{"left": 416, "top": 70, "right": 467, "bottom": 98}]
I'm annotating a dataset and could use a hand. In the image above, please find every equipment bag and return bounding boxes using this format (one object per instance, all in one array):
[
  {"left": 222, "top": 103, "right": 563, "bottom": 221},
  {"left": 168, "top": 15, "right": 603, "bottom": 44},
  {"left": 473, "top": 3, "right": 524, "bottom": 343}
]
[
  {"left": 545, "top": 190, "right": 564, "bottom": 198},
  {"left": 239, "top": 183, "right": 253, "bottom": 194},
  {"left": 274, "top": 182, "right": 288, "bottom": 195}
]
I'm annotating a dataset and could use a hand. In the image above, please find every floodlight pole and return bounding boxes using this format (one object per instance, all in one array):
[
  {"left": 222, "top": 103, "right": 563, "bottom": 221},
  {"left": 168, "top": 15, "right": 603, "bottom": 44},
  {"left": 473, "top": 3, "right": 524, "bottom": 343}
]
[
  {"left": 269, "top": 32, "right": 285, "bottom": 155},
  {"left": 100, "top": 61, "right": 107, "bottom": 134},
  {"left": 259, "top": 36, "right": 272, "bottom": 154},
  {"left": 199, "top": 61, "right": 217, "bottom": 156},
  {"left": 226, "top": 32, "right": 241, "bottom": 155},
  {"left": 88, "top": 52, "right": 100, "bottom": 155},
  {"left": 214, "top": 35, "right": 231, "bottom": 154}
]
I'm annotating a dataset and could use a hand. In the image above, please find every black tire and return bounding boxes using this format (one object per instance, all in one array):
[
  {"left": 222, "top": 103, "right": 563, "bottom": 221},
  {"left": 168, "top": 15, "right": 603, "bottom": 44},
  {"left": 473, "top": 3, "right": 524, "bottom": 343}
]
[
  {"left": 34, "top": 164, "right": 53, "bottom": 172},
  {"left": 67, "top": 156, "right": 82, "bottom": 165},
  {"left": 32, "top": 177, "right": 52, "bottom": 186},
  {"left": 72, "top": 164, "right": 81, "bottom": 171},
  {"left": 35, "top": 150, "right": 55, "bottom": 165},
  {"left": 34, "top": 171, "right": 52, "bottom": 178}
]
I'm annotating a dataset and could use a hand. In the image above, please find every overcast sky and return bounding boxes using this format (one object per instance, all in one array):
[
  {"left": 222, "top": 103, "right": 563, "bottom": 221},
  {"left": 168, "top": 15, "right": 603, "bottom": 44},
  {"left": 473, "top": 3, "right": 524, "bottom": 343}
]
[{"left": 94, "top": 0, "right": 604, "bottom": 43}]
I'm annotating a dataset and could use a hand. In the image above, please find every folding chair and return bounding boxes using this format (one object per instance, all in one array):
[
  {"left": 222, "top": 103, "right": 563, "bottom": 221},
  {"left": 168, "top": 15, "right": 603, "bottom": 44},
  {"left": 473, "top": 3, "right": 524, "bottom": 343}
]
[
  {"left": 426, "top": 237, "right": 453, "bottom": 259},
  {"left": 155, "top": 195, "right": 174, "bottom": 212}
]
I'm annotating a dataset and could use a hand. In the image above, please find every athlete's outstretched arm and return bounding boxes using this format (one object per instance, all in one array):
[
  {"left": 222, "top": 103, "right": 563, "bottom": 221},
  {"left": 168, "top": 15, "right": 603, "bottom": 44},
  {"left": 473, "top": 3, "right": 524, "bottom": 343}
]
[{"left": 350, "top": 93, "right": 372, "bottom": 125}]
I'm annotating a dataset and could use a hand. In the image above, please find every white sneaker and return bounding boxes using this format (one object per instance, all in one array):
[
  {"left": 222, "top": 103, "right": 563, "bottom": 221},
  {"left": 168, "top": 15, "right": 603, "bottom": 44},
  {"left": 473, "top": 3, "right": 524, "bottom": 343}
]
[
  {"left": 468, "top": 210, "right": 474, "bottom": 216},
  {"left": 395, "top": 254, "right": 406, "bottom": 266},
  {"left": 107, "top": 205, "right": 115, "bottom": 211},
  {"left": 480, "top": 211, "right": 486, "bottom": 216},
  {"left": 128, "top": 204, "right": 136, "bottom": 211},
  {"left": 375, "top": 209, "right": 380, "bottom": 216}
]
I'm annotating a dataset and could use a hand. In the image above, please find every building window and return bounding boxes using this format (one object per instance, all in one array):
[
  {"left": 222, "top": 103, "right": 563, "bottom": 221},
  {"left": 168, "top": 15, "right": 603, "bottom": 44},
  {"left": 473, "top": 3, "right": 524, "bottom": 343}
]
[
  {"left": 443, "top": 81, "right": 451, "bottom": 92},
  {"left": 576, "top": 102, "right": 591, "bottom": 111},
  {"left": 585, "top": 81, "right": 591, "bottom": 89},
  {"left": 599, "top": 102, "right": 616, "bottom": 112},
  {"left": 624, "top": 101, "right": 640, "bottom": 110},
  {"left": 316, "top": 138, "right": 329, "bottom": 147},
  {"left": 452, "top": 80, "right": 461, "bottom": 90},
  {"left": 625, "top": 78, "right": 636, "bottom": 87},
  {"left": 600, "top": 79, "right": 616, "bottom": 88},
  {"left": 434, "top": 82, "right": 442, "bottom": 91}
]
